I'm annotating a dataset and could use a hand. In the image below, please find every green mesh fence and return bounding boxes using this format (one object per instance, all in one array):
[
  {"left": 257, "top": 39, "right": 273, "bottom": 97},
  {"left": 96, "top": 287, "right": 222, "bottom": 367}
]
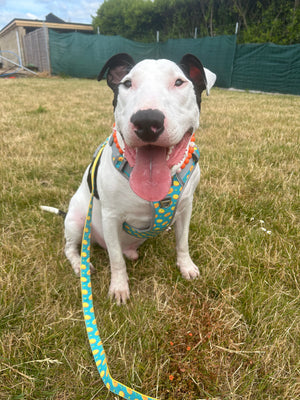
[
  {"left": 49, "top": 30, "right": 236, "bottom": 88},
  {"left": 158, "top": 35, "right": 236, "bottom": 88},
  {"left": 232, "top": 43, "right": 300, "bottom": 95},
  {"left": 49, "top": 30, "right": 300, "bottom": 95}
]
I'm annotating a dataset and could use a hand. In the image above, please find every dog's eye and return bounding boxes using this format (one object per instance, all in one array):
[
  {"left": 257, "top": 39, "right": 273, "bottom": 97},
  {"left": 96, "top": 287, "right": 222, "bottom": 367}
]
[
  {"left": 175, "top": 78, "right": 184, "bottom": 87},
  {"left": 122, "top": 80, "right": 132, "bottom": 88}
]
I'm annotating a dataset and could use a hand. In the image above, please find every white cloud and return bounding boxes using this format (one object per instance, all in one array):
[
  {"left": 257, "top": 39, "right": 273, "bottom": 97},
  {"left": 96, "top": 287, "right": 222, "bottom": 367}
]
[
  {"left": 26, "top": 13, "right": 40, "bottom": 20},
  {"left": 66, "top": 1, "right": 100, "bottom": 23}
]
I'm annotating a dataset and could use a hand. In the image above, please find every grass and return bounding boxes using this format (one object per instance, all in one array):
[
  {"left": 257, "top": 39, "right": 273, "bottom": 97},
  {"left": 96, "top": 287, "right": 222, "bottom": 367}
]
[{"left": 0, "top": 77, "right": 299, "bottom": 400}]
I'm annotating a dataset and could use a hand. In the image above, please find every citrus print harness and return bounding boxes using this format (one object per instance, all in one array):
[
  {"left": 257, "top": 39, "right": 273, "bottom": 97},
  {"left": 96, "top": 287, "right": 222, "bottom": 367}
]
[
  {"left": 87, "top": 125, "right": 200, "bottom": 239},
  {"left": 81, "top": 126, "right": 200, "bottom": 399}
]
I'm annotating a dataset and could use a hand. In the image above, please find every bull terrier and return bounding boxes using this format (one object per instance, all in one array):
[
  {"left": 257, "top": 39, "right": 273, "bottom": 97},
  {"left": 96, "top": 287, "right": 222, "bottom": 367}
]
[{"left": 63, "top": 53, "right": 216, "bottom": 304}]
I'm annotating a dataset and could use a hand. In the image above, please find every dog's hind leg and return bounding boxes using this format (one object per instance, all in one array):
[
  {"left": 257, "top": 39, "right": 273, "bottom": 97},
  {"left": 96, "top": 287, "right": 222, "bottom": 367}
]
[
  {"left": 123, "top": 248, "right": 139, "bottom": 260},
  {"left": 64, "top": 211, "right": 95, "bottom": 275},
  {"left": 64, "top": 215, "right": 84, "bottom": 275}
]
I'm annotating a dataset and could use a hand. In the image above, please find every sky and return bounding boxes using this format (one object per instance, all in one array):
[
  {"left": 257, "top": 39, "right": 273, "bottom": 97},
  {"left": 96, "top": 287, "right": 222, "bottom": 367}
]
[{"left": 0, "top": 0, "right": 103, "bottom": 31}]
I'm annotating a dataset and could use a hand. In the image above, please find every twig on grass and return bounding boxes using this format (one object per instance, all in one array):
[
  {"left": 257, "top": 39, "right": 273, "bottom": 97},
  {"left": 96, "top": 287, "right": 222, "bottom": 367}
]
[{"left": 213, "top": 344, "right": 265, "bottom": 357}]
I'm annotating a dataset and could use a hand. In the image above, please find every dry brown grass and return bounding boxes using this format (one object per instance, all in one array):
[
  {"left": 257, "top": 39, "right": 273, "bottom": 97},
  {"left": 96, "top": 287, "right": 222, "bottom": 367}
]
[{"left": 1, "top": 77, "right": 299, "bottom": 400}]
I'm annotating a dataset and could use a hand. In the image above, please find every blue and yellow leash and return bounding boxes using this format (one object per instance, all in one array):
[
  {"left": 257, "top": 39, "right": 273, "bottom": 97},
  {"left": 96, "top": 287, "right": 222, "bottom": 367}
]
[{"left": 80, "top": 138, "right": 157, "bottom": 400}]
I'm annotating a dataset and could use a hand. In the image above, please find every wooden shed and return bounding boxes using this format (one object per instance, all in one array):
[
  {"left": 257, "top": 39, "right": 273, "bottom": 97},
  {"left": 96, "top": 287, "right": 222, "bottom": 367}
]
[{"left": 0, "top": 13, "right": 93, "bottom": 73}]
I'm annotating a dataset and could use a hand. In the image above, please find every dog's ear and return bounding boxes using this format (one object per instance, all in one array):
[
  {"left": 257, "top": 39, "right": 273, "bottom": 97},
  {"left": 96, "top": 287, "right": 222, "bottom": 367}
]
[
  {"left": 179, "top": 54, "right": 208, "bottom": 108},
  {"left": 203, "top": 67, "right": 217, "bottom": 95},
  {"left": 97, "top": 53, "right": 135, "bottom": 90}
]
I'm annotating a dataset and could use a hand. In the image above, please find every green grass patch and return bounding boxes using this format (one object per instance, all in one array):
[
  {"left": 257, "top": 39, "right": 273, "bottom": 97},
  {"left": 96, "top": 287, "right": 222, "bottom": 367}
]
[{"left": 1, "top": 78, "right": 299, "bottom": 399}]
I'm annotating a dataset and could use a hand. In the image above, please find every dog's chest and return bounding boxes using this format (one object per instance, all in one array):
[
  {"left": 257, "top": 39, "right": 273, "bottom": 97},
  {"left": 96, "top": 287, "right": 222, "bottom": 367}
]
[{"left": 91, "top": 133, "right": 200, "bottom": 240}]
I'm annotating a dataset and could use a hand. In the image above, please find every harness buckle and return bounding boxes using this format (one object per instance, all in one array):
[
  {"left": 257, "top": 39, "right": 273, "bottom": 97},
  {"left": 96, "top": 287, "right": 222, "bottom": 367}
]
[{"left": 159, "top": 197, "right": 172, "bottom": 208}]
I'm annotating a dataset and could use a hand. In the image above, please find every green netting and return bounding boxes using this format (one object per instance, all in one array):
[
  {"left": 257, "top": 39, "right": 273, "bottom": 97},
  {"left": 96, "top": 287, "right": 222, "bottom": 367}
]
[
  {"left": 158, "top": 35, "right": 236, "bottom": 88},
  {"left": 232, "top": 43, "right": 300, "bottom": 95},
  {"left": 49, "top": 30, "right": 300, "bottom": 95},
  {"left": 48, "top": 30, "right": 235, "bottom": 88},
  {"left": 48, "top": 31, "right": 157, "bottom": 78}
]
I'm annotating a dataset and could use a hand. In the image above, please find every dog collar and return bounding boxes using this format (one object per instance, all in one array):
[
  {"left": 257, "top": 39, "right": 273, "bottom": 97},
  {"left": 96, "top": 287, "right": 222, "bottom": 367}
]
[{"left": 110, "top": 126, "right": 200, "bottom": 239}]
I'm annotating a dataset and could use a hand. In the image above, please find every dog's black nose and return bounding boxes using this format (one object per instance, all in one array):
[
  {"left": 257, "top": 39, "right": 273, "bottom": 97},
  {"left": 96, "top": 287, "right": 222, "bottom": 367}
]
[{"left": 130, "top": 109, "right": 165, "bottom": 142}]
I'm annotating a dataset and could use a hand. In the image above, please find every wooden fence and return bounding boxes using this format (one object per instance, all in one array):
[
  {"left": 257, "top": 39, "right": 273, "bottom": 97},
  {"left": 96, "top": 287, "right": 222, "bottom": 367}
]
[{"left": 23, "top": 27, "right": 50, "bottom": 72}]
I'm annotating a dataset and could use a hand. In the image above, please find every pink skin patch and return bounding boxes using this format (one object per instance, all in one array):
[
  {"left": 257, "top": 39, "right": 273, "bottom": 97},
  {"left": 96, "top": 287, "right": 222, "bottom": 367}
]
[{"left": 124, "top": 131, "right": 192, "bottom": 201}]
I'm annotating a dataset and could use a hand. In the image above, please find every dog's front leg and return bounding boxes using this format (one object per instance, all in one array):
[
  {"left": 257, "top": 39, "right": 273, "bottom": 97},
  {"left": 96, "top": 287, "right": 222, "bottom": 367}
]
[
  {"left": 175, "top": 199, "right": 200, "bottom": 280},
  {"left": 102, "top": 215, "right": 130, "bottom": 304}
]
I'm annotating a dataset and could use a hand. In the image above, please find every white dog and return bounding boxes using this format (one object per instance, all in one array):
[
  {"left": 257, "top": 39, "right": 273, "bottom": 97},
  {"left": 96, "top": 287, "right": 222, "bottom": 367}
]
[{"left": 63, "top": 54, "right": 216, "bottom": 304}]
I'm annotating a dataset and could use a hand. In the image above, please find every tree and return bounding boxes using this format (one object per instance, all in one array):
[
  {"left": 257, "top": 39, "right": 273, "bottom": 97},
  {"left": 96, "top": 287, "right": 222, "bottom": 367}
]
[
  {"left": 231, "top": 0, "right": 256, "bottom": 30},
  {"left": 92, "top": 0, "right": 300, "bottom": 44},
  {"left": 92, "top": 0, "right": 157, "bottom": 41},
  {"left": 199, "top": 0, "right": 215, "bottom": 36},
  {"left": 240, "top": 0, "right": 300, "bottom": 44}
]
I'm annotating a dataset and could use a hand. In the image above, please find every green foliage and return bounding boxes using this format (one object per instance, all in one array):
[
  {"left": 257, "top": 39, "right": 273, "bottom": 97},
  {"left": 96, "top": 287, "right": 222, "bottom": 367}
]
[
  {"left": 92, "top": 0, "right": 159, "bottom": 42},
  {"left": 31, "top": 105, "right": 47, "bottom": 114},
  {"left": 92, "top": 0, "right": 300, "bottom": 44},
  {"left": 240, "top": 0, "right": 300, "bottom": 44}
]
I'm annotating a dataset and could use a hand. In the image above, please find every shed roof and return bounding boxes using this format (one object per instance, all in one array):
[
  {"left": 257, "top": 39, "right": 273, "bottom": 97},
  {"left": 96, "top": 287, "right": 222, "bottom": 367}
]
[{"left": 0, "top": 14, "right": 93, "bottom": 36}]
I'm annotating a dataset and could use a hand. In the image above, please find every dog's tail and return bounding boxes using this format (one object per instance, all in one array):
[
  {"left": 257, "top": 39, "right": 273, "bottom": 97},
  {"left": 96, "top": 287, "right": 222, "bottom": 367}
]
[{"left": 40, "top": 205, "right": 67, "bottom": 218}]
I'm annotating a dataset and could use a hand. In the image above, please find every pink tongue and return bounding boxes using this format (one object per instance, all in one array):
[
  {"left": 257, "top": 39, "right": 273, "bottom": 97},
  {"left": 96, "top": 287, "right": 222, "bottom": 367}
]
[{"left": 129, "top": 146, "right": 171, "bottom": 201}]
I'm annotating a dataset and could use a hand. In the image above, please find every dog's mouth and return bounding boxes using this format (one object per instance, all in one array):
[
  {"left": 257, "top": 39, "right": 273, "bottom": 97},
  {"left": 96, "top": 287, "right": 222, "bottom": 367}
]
[{"left": 123, "top": 130, "right": 193, "bottom": 201}]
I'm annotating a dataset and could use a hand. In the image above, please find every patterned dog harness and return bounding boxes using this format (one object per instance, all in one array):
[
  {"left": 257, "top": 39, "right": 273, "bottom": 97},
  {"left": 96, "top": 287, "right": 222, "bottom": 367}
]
[{"left": 88, "top": 127, "right": 200, "bottom": 239}]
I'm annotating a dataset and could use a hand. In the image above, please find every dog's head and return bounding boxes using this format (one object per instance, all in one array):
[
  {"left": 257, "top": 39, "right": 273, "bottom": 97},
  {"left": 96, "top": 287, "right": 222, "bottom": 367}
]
[{"left": 98, "top": 53, "right": 216, "bottom": 201}]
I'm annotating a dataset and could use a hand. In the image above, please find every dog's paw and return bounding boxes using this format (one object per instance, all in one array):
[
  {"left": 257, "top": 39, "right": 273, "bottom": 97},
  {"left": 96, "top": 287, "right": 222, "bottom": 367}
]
[
  {"left": 109, "top": 277, "right": 130, "bottom": 305},
  {"left": 123, "top": 249, "right": 139, "bottom": 260},
  {"left": 73, "top": 262, "right": 96, "bottom": 276},
  {"left": 177, "top": 258, "right": 200, "bottom": 280}
]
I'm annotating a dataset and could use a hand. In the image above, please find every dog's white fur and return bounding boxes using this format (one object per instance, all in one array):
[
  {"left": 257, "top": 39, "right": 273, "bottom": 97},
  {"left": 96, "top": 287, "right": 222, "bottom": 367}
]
[{"left": 64, "top": 55, "right": 216, "bottom": 304}]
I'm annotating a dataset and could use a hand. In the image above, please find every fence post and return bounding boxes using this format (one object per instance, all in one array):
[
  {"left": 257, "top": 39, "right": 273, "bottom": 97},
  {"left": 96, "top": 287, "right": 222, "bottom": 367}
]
[
  {"left": 16, "top": 30, "right": 23, "bottom": 67},
  {"left": 43, "top": 24, "right": 51, "bottom": 74},
  {"left": 235, "top": 22, "right": 239, "bottom": 35}
]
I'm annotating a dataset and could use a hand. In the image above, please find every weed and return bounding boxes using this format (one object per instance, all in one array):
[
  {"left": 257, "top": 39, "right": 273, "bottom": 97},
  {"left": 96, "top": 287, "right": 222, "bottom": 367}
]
[{"left": 35, "top": 105, "right": 47, "bottom": 114}]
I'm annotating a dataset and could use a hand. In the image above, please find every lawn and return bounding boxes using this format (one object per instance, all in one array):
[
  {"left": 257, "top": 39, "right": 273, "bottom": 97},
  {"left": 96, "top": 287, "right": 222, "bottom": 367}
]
[{"left": 1, "top": 77, "right": 299, "bottom": 400}]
